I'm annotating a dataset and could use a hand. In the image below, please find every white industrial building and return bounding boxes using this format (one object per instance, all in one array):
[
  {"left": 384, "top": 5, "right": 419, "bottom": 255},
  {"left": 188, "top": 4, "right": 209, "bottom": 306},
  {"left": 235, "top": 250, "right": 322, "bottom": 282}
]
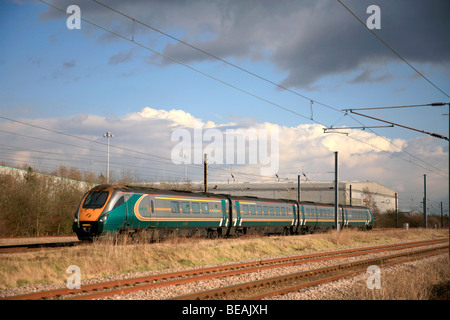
[{"left": 207, "top": 181, "right": 397, "bottom": 213}]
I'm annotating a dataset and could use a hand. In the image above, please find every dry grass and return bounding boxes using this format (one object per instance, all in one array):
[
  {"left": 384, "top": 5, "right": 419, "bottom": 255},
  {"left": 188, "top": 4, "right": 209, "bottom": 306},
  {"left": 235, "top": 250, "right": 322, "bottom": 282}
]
[
  {"left": 330, "top": 255, "right": 450, "bottom": 300},
  {"left": 0, "top": 229, "right": 448, "bottom": 293}
]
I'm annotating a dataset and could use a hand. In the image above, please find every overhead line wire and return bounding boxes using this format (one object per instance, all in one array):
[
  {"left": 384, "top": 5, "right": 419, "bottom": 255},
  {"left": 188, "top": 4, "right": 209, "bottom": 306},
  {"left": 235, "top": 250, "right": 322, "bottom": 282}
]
[
  {"left": 0, "top": 114, "right": 179, "bottom": 164},
  {"left": 40, "top": 0, "right": 316, "bottom": 123},
  {"left": 337, "top": 0, "right": 450, "bottom": 99},
  {"left": 344, "top": 113, "right": 448, "bottom": 176},
  {"left": 33, "top": 0, "right": 448, "bottom": 179},
  {"left": 90, "top": 0, "right": 449, "bottom": 178},
  {"left": 92, "top": 0, "right": 341, "bottom": 114}
]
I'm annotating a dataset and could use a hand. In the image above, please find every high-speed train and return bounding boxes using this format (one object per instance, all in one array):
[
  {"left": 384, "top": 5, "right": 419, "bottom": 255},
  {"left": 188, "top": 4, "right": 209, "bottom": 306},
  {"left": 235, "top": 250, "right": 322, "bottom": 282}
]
[{"left": 73, "top": 184, "right": 373, "bottom": 241}]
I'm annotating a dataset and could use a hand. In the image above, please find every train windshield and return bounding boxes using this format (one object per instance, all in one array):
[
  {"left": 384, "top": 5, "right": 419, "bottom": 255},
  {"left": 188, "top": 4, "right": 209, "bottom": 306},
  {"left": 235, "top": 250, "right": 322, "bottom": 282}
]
[{"left": 83, "top": 191, "right": 109, "bottom": 209}]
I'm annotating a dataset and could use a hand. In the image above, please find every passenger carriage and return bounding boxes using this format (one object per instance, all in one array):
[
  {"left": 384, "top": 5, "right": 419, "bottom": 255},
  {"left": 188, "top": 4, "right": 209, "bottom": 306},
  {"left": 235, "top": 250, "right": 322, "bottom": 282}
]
[
  {"left": 231, "top": 196, "right": 297, "bottom": 236},
  {"left": 73, "top": 184, "right": 374, "bottom": 241}
]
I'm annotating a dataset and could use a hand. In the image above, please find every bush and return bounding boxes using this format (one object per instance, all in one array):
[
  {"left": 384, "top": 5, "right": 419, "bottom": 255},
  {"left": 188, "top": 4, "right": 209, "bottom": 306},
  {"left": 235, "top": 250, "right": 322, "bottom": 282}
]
[
  {"left": 0, "top": 167, "right": 92, "bottom": 236},
  {"left": 374, "top": 210, "right": 449, "bottom": 229}
]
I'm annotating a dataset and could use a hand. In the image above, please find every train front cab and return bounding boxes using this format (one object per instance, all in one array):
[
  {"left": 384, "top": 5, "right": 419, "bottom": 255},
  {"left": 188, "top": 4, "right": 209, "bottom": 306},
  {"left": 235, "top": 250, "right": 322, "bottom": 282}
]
[{"left": 73, "top": 185, "right": 130, "bottom": 240}]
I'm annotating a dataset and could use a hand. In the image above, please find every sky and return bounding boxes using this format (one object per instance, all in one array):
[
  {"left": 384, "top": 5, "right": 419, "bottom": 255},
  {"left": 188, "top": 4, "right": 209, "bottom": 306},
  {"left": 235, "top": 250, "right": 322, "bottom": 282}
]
[{"left": 0, "top": 0, "right": 449, "bottom": 214}]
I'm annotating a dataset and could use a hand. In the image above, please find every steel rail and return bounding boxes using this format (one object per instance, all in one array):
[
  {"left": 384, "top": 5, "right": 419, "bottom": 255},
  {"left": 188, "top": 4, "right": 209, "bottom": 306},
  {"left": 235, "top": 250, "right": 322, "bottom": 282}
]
[
  {"left": 244, "top": 247, "right": 448, "bottom": 300},
  {"left": 1, "top": 238, "right": 447, "bottom": 300},
  {"left": 172, "top": 245, "right": 448, "bottom": 300}
]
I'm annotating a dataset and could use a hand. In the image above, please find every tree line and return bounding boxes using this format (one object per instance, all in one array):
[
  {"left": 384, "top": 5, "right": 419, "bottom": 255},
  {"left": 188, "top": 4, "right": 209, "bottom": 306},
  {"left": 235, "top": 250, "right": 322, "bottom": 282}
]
[{"left": 0, "top": 164, "right": 447, "bottom": 237}]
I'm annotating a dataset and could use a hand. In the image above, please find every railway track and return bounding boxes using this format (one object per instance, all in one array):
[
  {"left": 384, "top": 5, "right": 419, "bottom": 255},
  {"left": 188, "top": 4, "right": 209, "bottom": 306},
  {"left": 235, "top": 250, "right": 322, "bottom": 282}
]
[
  {"left": 2, "top": 238, "right": 447, "bottom": 300},
  {"left": 0, "top": 236, "right": 81, "bottom": 254},
  {"left": 173, "top": 244, "right": 448, "bottom": 300},
  {"left": 0, "top": 241, "right": 82, "bottom": 254}
]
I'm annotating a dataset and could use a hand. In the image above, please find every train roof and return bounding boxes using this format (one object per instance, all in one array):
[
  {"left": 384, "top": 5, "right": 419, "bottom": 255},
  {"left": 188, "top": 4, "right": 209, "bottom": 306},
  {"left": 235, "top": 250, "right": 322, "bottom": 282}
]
[
  {"left": 88, "top": 185, "right": 371, "bottom": 210},
  {"left": 91, "top": 184, "right": 229, "bottom": 199},
  {"left": 226, "top": 195, "right": 296, "bottom": 204}
]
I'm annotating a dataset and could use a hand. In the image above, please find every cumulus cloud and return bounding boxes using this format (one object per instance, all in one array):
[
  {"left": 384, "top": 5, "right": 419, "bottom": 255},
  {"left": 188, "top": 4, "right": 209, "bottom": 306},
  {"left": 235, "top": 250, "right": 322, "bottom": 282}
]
[{"left": 1, "top": 107, "right": 446, "bottom": 203}]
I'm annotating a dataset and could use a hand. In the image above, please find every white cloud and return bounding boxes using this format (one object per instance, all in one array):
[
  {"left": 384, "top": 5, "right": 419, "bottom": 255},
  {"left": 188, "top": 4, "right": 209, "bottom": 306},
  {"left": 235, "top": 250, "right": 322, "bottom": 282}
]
[{"left": 0, "top": 107, "right": 447, "bottom": 206}]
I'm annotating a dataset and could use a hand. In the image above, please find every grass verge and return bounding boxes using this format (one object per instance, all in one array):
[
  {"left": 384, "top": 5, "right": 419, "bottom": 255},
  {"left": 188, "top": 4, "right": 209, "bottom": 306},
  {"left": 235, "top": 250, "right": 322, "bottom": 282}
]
[{"left": 0, "top": 228, "right": 447, "bottom": 292}]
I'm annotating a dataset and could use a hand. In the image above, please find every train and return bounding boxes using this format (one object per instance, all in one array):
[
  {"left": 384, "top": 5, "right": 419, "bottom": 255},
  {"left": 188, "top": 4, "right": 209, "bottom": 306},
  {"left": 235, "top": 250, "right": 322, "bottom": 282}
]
[{"left": 73, "top": 184, "right": 373, "bottom": 241}]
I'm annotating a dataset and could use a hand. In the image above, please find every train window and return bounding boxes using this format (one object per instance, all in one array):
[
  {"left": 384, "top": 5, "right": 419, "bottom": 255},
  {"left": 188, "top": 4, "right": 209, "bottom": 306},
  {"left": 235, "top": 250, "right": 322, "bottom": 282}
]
[
  {"left": 171, "top": 201, "right": 180, "bottom": 213},
  {"left": 243, "top": 205, "right": 249, "bottom": 215},
  {"left": 257, "top": 206, "right": 262, "bottom": 215},
  {"left": 202, "top": 203, "right": 209, "bottom": 214},
  {"left": 269, "top": 207, "right": 274, "bottom": 215},
  {"left": 192, "top": 202, "right": 200, "bottom": 213},
  {"left": 113, "top": 196, "right": 124, "bottom": 210},
  {"left": 263, "top": 206, "right": 268, "bottom": 215},
  {"left": 182, "top": 202, "right": 190, "bottom": 213},
  {"left": 138, "top": 196, "right": 151, "bottom": 217},
  {"left": 281, "top": 207, "right": 285, "bottom": 216},
  {"left": 83, "top": 191, "right": 108, "bottom": 209},
  {"left": 250, "top": 205, "right": 256, "bottom": 215},
  {"left": 275, "top": 207, "right": 280, "bottom": 216}
]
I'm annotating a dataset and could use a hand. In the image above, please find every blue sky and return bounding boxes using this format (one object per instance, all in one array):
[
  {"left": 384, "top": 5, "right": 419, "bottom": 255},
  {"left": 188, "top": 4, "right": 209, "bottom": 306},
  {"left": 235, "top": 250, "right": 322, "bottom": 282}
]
[{"left": 0, "top": 0, "right": 449, "bottom": 213}]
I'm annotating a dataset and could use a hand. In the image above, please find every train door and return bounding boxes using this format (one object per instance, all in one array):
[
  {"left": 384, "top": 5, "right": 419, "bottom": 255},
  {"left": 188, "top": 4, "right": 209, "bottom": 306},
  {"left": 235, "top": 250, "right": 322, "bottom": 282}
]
[
  {"left": 292, "top": 204, "right": 298, "bottom": 232},
  {"left": 299, "top": 205, "right": 305, "bottom": 227},
  {"left": 339, "top": 207, "right": 344, "bottom": 228},
  {"left": 221, "top": 200, "right": 228, "bottom": 228},
  {"left": 235, "top": 201, "right": 242, "bottom": 227},
  {"left": 365, "top": 209, "right": 371, "bottom": 226},
  {"left": 124, "top": 194, "right": 134, "bottom": 228}
]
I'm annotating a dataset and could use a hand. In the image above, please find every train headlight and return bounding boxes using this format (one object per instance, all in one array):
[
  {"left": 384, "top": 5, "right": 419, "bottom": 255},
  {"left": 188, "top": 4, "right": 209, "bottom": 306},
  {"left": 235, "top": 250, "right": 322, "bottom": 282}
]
[{"left": 99, "top": 213, "right": 109, "bottom": 223}]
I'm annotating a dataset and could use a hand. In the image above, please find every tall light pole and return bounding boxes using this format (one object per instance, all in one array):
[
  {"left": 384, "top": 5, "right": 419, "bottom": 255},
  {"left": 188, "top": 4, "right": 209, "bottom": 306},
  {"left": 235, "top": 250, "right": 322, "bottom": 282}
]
[
  {"left": 183, "top": 154, "right": 190, "bottom": 182},
  {"left": 423, "top": 174, "right": 427, "bottom": 228},
  {"left": 334, "top": 151, "right": 340, "bottom": 232},
  {"left": 103, "top": 131, "right": 114, "bottom": 183}
]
